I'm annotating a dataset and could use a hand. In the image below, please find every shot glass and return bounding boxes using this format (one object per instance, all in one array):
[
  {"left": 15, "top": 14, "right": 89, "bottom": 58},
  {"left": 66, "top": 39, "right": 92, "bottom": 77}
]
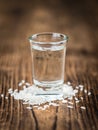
[{"left": 29, "top": 32, "right": 68, "bottom": 88}]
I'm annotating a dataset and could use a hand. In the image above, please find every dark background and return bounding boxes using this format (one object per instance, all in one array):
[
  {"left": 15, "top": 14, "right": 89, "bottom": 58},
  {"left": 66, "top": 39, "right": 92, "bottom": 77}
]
[{"left": 0, "top": 0, "right": 98, "bottom": 56}]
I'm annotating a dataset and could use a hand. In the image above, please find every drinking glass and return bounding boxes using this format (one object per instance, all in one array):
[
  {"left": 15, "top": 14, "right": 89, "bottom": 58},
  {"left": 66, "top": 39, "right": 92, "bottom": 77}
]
[{"left": 29, "top": 32, "right": 68, "bottom": 88}]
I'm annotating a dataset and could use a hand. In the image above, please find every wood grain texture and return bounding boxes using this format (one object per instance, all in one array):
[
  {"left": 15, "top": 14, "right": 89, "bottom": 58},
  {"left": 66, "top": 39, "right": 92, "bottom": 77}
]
[{"left": 0, "top": 0, "right": 98, "bottom": 130}]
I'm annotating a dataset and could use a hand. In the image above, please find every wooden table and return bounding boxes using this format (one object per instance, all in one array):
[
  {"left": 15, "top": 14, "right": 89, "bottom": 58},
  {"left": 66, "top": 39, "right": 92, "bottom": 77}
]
[{"left": 0, "top": 1, "right": 98, "bottom": 130}]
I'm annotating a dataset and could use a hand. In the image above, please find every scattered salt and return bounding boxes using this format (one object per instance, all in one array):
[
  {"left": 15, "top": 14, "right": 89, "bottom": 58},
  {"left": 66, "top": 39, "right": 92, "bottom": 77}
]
[
  {"left": 8, "top": 91, "right": 13, "bottom": 94},
  {"left": 8, "top": 88, "right": 13, "bottom": 94},
  {"left": 7, "top": 81, "right": 91, "bottom": 111},
  {"left": 21, "top": 80, "right": 25, "bottom": 84},
  {"left": 67, "top": 105, "right": 73, "bottom": 109},
  {"left": 67, "top": 81, "right": 71, "bottom": 85},
  {"left": 68, "top": 97, "right": 73, "bottom": 100},
  {"left": 68, "top": 101, "right": 73, "bottom": 105},
  {"left": 1, "top": 94, "right": 4, "bottom": 97},
  {"left": 75, "top": 100, "right": 80, "bottom": 103},
  {"left": 38, "top": 107, "right": 44, "bottom": 110},
  {"left": 49, "top": 102, "right": 59, "bottom": 106},
  {"left": 74, "top": 89, "right": 78, "bottom": 94},
  {"left": 80, "top": 106, "right": 86, "bottom": 110},
  {"left": 88, "top": 92, "right": 91, "bottom": 96},
  {"left": 18, "top": 82, "right": 23, "bottom": 87},
  {"left": 62, "top": 100, "right": 67, "bottom": 103},
  {"left": 75, "top": 86, "right": 79, "bottom": 89},
  {"left": 23, "top": 85, "right": 26, "bottom": 89},
  {"left": 79, "top": 85, "right": 84, "bottom": 88},
  {"left": 18, "top": 80, "right": 25, "bottom": 87},
  {"left": 5, "top": 96, "right": 8, "bottom": 99},
  {"left": 26, "top": 106, "right": 32, "bottom": 110},
  {"left": 63, "top": 84, "right": 75, "bottom": 98},
  {"left": 14, "top": 89, "right": 18, "bottom": 92},
  {"left": 8, "top": 88, "right": 12, "bottom": 91},
  {"left": 23, "top": 102, "right": 28, "bottom": 104},
  {"left": 84, "top": 89, "right": 87, "bottom": 93},
  {"left": 80, "top": 97, "right": 83, "bottom": 100},
  {"left": 25, "top": 82, "right": 30, "bottom": 86},
  {"left": 80, "top": 87, "right": 83, "bottom": 91},
  {"left": 44, "top": 105, "right": 49, "bottom": 109},
  {"left": 11, "top": 93, "right": 15, "bottom": 97},
  {"left": 33, "top": 106, "right": 38, "bottom": 108},
  {"left": 75, "top": 97, "right": 78, "bottom": 101}
]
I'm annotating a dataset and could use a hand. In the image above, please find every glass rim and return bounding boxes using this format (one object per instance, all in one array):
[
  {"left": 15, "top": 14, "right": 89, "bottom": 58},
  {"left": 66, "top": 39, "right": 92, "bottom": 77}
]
[{"left": 28, "top": 32, "right": 68, "bottom": 44}]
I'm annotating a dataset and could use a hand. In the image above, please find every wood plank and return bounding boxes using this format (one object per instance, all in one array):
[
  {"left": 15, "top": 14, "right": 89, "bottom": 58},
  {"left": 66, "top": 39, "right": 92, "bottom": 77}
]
[{"left": 0, "top": 0, "right": 98, "bottom": 130}]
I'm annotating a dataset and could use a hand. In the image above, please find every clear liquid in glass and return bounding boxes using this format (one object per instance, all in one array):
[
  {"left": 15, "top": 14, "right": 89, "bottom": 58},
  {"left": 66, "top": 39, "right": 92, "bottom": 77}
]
[{"left": 31, "top": 45, "right": 66, "bottom": 88}]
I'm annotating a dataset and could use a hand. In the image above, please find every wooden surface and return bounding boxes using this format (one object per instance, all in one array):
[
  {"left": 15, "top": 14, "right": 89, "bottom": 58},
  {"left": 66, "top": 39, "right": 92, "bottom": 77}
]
[{"left": 0, "top": 0, "right": 98, "bottom": 130}]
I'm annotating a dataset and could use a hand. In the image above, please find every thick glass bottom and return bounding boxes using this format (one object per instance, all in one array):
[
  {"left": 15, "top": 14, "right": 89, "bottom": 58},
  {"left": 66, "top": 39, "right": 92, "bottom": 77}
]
[{"left": 33, "top": 79, "right": 64, "bottom": 88}]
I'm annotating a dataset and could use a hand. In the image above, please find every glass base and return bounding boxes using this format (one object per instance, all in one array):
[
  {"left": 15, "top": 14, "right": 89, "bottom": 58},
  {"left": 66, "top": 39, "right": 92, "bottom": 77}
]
[{"left": 33, "top": 79, "right": 64, "bottom": 88}]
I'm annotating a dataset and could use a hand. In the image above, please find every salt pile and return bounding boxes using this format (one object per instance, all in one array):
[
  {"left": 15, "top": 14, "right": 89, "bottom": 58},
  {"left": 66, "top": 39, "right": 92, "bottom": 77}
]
[{"left": 6, "top": 80, "right": 92, "bottom": 110}]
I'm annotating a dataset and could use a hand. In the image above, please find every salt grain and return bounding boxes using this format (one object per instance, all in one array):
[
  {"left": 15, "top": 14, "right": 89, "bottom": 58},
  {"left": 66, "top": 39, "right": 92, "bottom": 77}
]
[
  {"left": 8, "top": 88, "right": 12, "bottom": 91},
  {"left": 41, "top": 108, "right": 46, "bottom": 110},
  {"left": 18, "top": 80, "right": 25, "bottom": 87},
  {"left": 23, "top": 85, "right": 26, "bottom": 89},
  {"left": 80, "top": 106, "right": 86, "bottom": 110},
  {"left": 25, "top": 82, "right": 30, "bottom": 86},
  {"left": 26, "top": 106, "right": 32, "bottom": 110},
  {"left": 8, "top": 91, "right": 13, "bottom": 94},
  {"left": 75, "top": 100, "right": 80, "bottom": 103},
  {"left": 88, "top": 92, "right": 91, "bottom": 96},
  {"left": 79, "top": 85, "right": 84, "bottom": 88},
  {"left": 62, "top": 100, "right": 67, "bottom": 103},
  {"left": 38, "top": 107, "right": 43, "bottom": 110},
  {"left": 44, "top": 105, "right": 49, "bottom": 109},
  {"left": 62, "top": 84, "right": 75, "bottom": 98},
  {"left": 67, "top": 105, "right": 73, "bottom": 109},
  {"left": 80, "top": 97, "right": 83, "bottom": 100},
  {"left": 76, "top": 86, "right": 79, "bottom": 89},
  {"left": 5, "top": 96, "right": 8, "bottom": 99},
  {"left": 80, "top": 87, "right": 83, "bottom": 91},
  {"left": 74, "top": 89, "right": 78, "bottom": 94},
  {"left": 14, "top": 89, "right": 18, "bottom": 92},
  {"left": 68, "top": 101, "right": 73, "bottom": 105},
  {"left": 67, "top": 81, "right": 71, "bottom": 85},
  {"left": 23, "top": 102, "right": 28, "bottom": 104},
  {"left": 33, "top": 106, "right": 38, "bottom": 108},
  {"left": 84, "top": 89, "right": 87, "bottom": 93},
  {"left": 21, "top": 80, "right": 25, "bottom": 84},
  {"left": 8, "top": 88, "right": 13, "bottom": 94},
  {"left": 49, "top": 102, "right": 59, "bottom": 106},
  {"left": 1, "top": 94, "right": 4, "bottom": 97},
  {"left": 75, "top": 97, "right": 78, "bottom": 101},
  {"left": 68, "top": 97, "right": 73, "bottom": 100},
  {"left": 18, "top": 82, "right": 23, "bottom": 87}
]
